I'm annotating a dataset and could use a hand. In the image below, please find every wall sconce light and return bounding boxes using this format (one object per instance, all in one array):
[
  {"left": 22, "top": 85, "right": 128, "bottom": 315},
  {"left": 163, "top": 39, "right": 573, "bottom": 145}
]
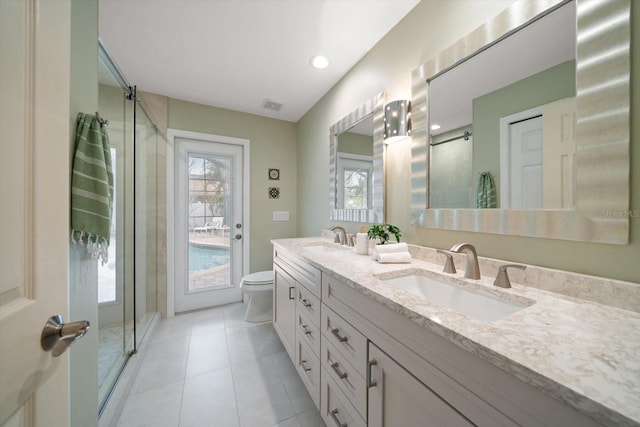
[{"left": 383, "top": 100, "right": 411, "bottom": 144}]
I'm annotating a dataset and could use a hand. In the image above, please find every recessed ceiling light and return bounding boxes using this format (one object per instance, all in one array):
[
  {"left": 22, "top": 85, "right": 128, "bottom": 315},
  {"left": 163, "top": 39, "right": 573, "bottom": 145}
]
[
  {"left": 310, "top": 55, "right": 329, "bottom": 69},
  {"left": 431, "top": 124, "right": 441, "bottom": 131}
]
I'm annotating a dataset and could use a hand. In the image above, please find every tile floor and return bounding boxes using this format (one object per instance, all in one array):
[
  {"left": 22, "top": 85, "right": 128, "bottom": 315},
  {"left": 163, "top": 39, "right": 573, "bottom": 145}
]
[{"left": 115, "top": 302, "right": 326, "bottom": 427}]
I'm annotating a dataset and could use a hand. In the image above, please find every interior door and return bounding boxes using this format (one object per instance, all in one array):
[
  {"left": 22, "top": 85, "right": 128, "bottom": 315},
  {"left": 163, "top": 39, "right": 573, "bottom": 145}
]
[
  {"left": 174, "top": 136, "right": 245, "bottom": 313},
  {"left": 543, "top": 97, "right": 576, "bottom": 208},
  {"left": 0, "top": 0, "right": 72, "bottom": 425},
  {"left": 506, "top": 116, "right": 543, "bottom": 208}
]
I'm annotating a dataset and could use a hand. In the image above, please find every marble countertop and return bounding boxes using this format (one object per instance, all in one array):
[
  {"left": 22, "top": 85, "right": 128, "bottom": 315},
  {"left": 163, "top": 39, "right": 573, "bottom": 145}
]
[{"left": 272, "top": 237, "right": 640, "bottom": 427}]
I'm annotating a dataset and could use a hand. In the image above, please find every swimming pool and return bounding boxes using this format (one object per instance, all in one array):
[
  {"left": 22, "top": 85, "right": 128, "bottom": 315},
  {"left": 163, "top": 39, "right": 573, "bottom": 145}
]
[{"left": 189, "top": 244, "right": 230, "bottom": 272}]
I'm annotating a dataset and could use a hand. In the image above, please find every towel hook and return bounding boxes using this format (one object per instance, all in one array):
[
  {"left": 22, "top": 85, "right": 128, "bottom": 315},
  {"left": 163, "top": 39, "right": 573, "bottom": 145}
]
[{"left": 95, "top": 111, "right": 109, "bottom": 127}]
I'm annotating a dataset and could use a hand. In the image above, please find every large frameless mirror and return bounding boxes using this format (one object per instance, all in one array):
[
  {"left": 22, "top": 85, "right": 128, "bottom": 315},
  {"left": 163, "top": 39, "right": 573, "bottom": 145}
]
[
  {"left": 329, "top": 92, "right": 385, "bottom": 223},
  {"left": 410, "top": 0, "right": 630, "bottom": 244}
]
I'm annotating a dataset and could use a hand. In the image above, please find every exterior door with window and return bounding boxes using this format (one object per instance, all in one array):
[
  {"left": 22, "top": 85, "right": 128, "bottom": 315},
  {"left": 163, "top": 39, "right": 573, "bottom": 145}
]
[
  {"left": 174, "top": 136, "right": 246, "bottom": 313},
  {"left": 337, "top": 153, "right": 373, "bottom": 209}
]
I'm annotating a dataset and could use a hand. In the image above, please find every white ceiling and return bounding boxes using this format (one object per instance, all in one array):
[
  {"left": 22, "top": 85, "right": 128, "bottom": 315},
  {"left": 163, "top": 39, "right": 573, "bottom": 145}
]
[{"left": 98, "top": 0, "right": 420, "bottom": 123}]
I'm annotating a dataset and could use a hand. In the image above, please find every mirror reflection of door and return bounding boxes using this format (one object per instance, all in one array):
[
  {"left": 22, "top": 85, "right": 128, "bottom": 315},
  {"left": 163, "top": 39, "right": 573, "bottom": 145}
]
[
  {"left": 337, "top": 154, "right": 373, "bottom": 209},
  {"left": 336, "top": 114, "right": 374, "bottom": 210},
  {"left": 502, "top": 113, "right": 543, "bottom": 209},
  {"left": 499, "top": 98, "right": 576, "bottom": 209}
]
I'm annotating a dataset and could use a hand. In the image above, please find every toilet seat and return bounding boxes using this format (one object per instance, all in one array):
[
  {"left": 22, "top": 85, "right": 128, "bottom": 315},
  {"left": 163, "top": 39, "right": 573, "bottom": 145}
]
[
  {"left": 241, "top": 270, "right": 274, "bottom": 285},
  {"left": 241, "top": 282, "right": 273, "bottom": 292}
]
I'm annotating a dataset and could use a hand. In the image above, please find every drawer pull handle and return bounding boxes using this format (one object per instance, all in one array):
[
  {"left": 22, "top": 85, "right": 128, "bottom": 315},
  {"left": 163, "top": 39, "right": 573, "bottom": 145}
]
[
  {"left": 288, "top": 286, "right": 295, "bottom": 300},
  {"left": 330, "top": 408, "right": 348, "bottom": 427},
  {"left": 331, "top": 328, "right": 348, "bottom": 343},
  {"left": 367, "top": 360, "right": 377, "bottom": 388},
  {"left": 301, "top": 298, "right": 312, "bottom": 308},
  {"left": 331, "top": 362, "right": 348, "bottom": 379},
  {"left": 300, "top": 359, "right": 312, "bottom": 372},
  {"left": 300, "top": 323, "right": 312, "bottom": 335}
]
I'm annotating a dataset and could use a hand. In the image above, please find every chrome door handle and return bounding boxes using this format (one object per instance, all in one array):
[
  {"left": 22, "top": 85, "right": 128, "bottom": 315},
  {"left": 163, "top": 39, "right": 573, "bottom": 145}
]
[
  {"left": 300, "top": 359, "right": 312, "bottom": 372},
  {"left": 330, "top": 408, "right": 347, "bottom": 427},
  {"left": 41, "top": 315, "right": 90, "bottom": 357},
  {"left": 331, "top": 362, "right": 348, "bottom": 379},
  {"left": 300, "top": 323, "right": 312, "bottom": 335},
  {"left": 331, "top": 327, "right": 348, "bottom": 343},
  {"left": 367, "top": 359, "right": 378, "bottom": 388}
]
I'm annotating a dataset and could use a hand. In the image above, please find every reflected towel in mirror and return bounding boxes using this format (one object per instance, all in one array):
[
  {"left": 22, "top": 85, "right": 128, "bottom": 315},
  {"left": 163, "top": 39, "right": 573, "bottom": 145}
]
[{"left": 476, "top": 171, "right": 496, "bottom": 208}]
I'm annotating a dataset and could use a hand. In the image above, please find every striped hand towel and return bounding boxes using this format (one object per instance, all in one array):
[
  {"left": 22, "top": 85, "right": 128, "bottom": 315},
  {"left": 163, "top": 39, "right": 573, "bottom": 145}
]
[
  {"left": 476, "top": 171, "right": 496, "bottom": 208},
  {"left": 71, "top": 113, "right": 114, "bottom": 264}
]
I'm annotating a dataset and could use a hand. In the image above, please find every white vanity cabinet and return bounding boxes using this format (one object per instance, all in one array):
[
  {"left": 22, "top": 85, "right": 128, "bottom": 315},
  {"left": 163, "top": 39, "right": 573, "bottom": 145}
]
[
  {"left": 273, "top": 248, "right": 323, "bottom": 407},
  {"left": 368, "top": 343, "right": 472, "bottom": 427},
  {"left": 273, "top": 264, "right": 296, "bottom": 360},
  {"left": 274, "top": 243, "right": 604, "bottom": 427}
]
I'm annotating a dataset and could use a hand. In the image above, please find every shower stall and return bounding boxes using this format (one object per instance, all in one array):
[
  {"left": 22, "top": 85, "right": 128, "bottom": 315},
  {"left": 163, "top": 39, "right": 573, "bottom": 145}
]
[{"left": 97, "top": 41, "right": 163, "bottom": 413}]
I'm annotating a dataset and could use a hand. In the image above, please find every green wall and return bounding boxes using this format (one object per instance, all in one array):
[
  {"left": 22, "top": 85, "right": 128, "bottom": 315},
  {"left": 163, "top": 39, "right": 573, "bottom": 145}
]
[
  {"left": 168, "top": 99, "right": 298, "bottom": 272},
  {"left": 338, "top": 131, "right": 374, "bottom": 156},
  {"left": 296, "top": 0, "right": 639, "bottom": 284},
  {"left": 472, "top": 60, "right": 576, "bottom": 203}
]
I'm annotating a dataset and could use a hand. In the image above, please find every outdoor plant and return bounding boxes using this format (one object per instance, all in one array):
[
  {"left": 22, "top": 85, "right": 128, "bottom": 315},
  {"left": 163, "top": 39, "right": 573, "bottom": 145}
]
[{"left": 367, "top": 224, "right": 402, "bottom": 245}]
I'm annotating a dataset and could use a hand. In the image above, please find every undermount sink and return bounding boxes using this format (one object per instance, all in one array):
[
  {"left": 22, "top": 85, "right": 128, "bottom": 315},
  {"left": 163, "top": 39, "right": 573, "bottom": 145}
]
[
  {"left": 302, "top": 242, "right": 349, "bottom": 253},
  {"left": 380, "top": 272, "right": 531, "bottom": 322}
]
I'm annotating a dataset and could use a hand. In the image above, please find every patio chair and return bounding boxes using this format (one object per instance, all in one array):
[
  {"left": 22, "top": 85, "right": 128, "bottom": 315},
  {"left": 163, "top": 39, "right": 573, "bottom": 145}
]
[
  {"left": 193, "top": 222, "right": 213, "bottom": 233},
  {"left": 210, "top": 217, "right": 229, "bottom": 236}
]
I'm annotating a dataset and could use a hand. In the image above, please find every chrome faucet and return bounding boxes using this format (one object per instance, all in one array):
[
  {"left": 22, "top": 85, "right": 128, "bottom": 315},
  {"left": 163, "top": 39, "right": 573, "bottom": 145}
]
[
  {"left": 449, "top": 243, "right": 480, "bottom": 279},
  {"left": 329, "top": 226, "right": 349, "bottom": 246}
]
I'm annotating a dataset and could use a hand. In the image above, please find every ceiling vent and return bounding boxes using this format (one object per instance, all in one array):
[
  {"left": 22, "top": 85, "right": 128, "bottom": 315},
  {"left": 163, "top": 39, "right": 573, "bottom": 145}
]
[{"left": 262, "top": 99, "right": 283, "bottom": 112}]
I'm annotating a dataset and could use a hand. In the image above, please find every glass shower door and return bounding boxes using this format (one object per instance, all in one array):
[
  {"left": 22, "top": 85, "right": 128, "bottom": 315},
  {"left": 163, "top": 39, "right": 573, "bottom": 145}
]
[{"left": 97, "top": 50, "right": 135, "bottom": 411}]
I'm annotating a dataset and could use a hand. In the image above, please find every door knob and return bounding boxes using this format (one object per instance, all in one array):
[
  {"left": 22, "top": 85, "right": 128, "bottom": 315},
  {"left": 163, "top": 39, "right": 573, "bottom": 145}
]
[
  {"left": 41, "top": 315, "right": 90, "bottom": 357},
  {"left": 234, "top": 234, "right": 242, "bottom": 240}
]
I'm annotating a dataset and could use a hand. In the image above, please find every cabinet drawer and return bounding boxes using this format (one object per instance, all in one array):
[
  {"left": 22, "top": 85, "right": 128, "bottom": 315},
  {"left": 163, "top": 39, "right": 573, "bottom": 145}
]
[
  {"left": 296, "top": 285, "right": 321, "bottom": 327},
  {"left": 321, "top": 367, "right": 366, "bottom": 427},
  {"left": 274, "top": 247, "right": 322, "bottom": 297},
  {"left": 296, "top": 308, "right": 320, "bottom": 356},
  {"left": 321, "top": 337, "right": 367, "bottom": 420},
  {"left": 321, "top": 304, "right": 367, "bottom": 378},
  {"left": 295, "top": 336, "right": 320, "bottom": 408}
]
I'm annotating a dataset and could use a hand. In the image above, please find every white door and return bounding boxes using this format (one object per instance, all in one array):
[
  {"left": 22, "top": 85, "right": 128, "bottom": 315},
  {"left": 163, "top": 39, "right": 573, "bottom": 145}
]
[
  {"left": 0, "top": 0, "right": 73, "bottom": 425},
  {"left": 509, "top": 116, "right": 543, "bottom": 209},
  {"left": 173, "top": 135, "right": 247, "bottom": 313},
  {"left": 500, "top": 108, "right": 544, "bottom": 209},
  {"left": 543, "top": 97, "right": 576, "bottom": 208}
]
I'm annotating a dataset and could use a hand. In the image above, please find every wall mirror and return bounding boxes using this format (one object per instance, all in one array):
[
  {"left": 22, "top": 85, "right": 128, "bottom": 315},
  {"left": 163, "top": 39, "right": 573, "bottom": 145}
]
[
  {"left": 411, "top": 0, "right": 630, "bottom": 244},
  {"left": 330, "top": 92, "right": 385, "bottom": 223}
]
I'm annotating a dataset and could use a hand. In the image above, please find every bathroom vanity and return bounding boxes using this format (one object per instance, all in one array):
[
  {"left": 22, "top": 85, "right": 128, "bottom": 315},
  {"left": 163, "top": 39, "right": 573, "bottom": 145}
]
[{"left": 272, "top": 238, "right": 640, "bottom": 427}]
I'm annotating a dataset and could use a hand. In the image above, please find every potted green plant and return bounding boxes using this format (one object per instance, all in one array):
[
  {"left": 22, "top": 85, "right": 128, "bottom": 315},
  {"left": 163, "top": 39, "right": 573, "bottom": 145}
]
[{"left": 367, "top": 224, "right": 402, "bottom": 245}]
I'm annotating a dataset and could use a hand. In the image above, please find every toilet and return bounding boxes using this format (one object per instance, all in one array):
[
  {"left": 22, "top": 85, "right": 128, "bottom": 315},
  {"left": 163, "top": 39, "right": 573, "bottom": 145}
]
[{"left": 240, "top": 270, "right": 274, "bottom": 322}]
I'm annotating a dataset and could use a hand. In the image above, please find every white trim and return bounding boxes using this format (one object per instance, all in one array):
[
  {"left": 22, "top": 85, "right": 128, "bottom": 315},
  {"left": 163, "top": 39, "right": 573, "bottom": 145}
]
[
  {"left": 499, "top": 106, "right": 543, "bottom": 208},
  {"left": 166, "top": 128, "right": 250, "bottom": 317}
]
